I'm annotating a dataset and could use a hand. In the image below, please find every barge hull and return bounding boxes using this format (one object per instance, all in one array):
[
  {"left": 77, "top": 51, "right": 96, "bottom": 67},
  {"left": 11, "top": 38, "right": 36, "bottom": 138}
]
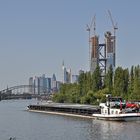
[
  {"left": 28, "top": 109, "right": 94, "bottom": 119},
  {"left": 27, "top": 103, "right": 100, "bottom": 118},
  {"left": 92, "top": 113, "right": 140, "bottom": 121}
]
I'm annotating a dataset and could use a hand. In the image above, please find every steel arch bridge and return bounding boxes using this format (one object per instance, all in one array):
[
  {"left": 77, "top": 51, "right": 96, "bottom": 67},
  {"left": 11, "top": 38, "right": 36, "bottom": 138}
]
[{"left": 0, "top": 85, "right": 49, "bottom": 95}]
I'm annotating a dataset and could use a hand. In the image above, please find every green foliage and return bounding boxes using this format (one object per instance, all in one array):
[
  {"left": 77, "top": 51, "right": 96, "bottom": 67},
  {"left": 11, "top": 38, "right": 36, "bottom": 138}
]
[
  {"left": 128, "top": 66, "right": 134, "bottom": 94},
  {"left": 52, "top": 93, "right": 67, "bottom": 103},
  {"left": 92, "top": 66, "right": 102, "bottom": 92},
  {"left": 131, "top": 65, "right": 140, "bottom": 100},
  {"left": 113, "top": 67, "right": 129, "bottom": 98},
  {"left": 80, "top": 90, "right": 96, "bottom": 104},
  {"left": 113, "top": 67, "right": 124, "bottom": 96},
  {"left": 104, "top": 65, "right": 113, "bottom": 93},
  {"left": 52, "top": 65, "right": 140, "bottom": 104},
  {"left": 53, "top": 83, "right": 81, "bottom": 103}
]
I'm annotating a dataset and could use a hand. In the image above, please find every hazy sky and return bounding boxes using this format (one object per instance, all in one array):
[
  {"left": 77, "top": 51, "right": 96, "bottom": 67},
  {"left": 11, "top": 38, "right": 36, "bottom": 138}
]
[{"left": 0, "top": 0, "right": 140, "bottom": 89}]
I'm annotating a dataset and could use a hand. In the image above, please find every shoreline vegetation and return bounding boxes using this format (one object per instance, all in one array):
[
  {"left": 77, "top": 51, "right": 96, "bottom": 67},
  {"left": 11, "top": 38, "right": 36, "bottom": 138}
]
[{"left": 53, "top": 65, "right": 140, "bottom": 105}]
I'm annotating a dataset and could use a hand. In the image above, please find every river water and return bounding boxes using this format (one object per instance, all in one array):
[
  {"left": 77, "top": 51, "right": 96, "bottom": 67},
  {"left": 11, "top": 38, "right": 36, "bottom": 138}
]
[{"left": 0, "top": 99, "right": 140, "bottom": 140}]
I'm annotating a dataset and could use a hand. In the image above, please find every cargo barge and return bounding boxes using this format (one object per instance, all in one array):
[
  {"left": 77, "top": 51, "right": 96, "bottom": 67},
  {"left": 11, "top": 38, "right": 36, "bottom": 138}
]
[{"left": 27, "top": 102, "right": 100, "bottom": 118}]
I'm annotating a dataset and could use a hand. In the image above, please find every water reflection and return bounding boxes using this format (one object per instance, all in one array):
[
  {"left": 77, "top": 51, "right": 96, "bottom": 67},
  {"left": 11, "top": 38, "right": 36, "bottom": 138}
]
[
  {"left": 0, "top": 100, "right": 140, "bottom": 140},
  {"left": 88, "top": 120, "right": 140, "bottom": 140}
]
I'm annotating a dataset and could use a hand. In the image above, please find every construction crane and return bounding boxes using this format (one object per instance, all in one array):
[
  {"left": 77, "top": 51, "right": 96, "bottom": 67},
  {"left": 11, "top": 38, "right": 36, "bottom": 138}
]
[
  {"left": 108, "top": 10, "right": 118, "bottom": 67},
  {"left": 86, "top": 15, "right": 96, "bottom": 69},
  {"left": 108, "top": 10, "right": 118, "bottom": 37}
]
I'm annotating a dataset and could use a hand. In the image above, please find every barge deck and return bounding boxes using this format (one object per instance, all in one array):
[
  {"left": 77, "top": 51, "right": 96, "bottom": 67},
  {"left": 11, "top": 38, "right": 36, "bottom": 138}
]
[{"left": 27, "top": 103, "right": 100, "bottom": 118}]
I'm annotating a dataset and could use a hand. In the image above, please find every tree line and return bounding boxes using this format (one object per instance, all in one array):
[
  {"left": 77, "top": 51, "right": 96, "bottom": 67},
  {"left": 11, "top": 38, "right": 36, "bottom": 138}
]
[{"left": 53, "top": 65, "right": 140, "bottom": 104}]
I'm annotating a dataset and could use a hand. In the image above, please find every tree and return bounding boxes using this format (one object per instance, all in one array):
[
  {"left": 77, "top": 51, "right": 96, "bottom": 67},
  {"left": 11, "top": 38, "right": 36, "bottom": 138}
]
[
  {"left": 53, "top": 65, "right": 140, "bottom": 104},
  {"left": 80, "top": 90, "right": 96, "bottom": 104},
  {"left": 113, "top": 67, "right": 124, "bottom": 97},
  {"left": 131, "top": 65, "right": 140, "bottom": 100},
  {"left": 128, "top": 66, "right": 134, "bottom": 98},
  {"left": 78, "top": 72, "right": 86, "bottom": 96},
  {"left": 92, "top": 66, "right": 102, "bottom": 92},
  {"left": 104, "top": 65, "right": 113, "bottom": 93},
  {"left": 123, "top": 68, "right": 129, "bottom": 98},
  {"left": 86, "top": 72, "right": 92, "bottom": 92}
]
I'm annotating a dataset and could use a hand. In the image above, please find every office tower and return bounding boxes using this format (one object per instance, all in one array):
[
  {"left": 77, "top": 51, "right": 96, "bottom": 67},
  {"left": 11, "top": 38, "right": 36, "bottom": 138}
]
[
  {"left": 62, "top": 61, "right": 72, "bottom": 84},
  {"left": 51, "top": 74, "right": 57, "bottom": 92},
  {"left": 71, "top": 75, "right": 79, "bottom": 83},
  {"left": 45, "top": 77, "right": 51, "bottom": 93},
  {"left": 29, "top": 77, "right": 34, "bottom": 94},
  {"left": 62, "top": 61, "right": 67, "bottom": 83},
  {"left": 34, "top": 76, "right": 40, "bottom": 95}
]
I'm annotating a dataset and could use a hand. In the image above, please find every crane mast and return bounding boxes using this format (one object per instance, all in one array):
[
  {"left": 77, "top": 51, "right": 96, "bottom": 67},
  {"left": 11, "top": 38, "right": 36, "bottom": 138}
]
[
  {"left": 86, "top": 15, "right": 96, "bottom": 70},
  {"left": 86, "top": 11, "right": 118, "bottom": 75},
  {"left": 108, "top": 10, "right": 118, "bottom": 67}
]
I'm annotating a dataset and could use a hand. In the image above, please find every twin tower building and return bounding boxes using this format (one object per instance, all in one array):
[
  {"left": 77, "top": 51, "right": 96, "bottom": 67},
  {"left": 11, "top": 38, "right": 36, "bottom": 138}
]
[
  {"left": 62, "top": 30, "right": 116, "bottom": 84},
  {"left": 63, "top": 13, "right": 117, "bottom": 83},
  {"left": 90, "top": 31, "right": 116, "bottom": 76},
  {"left": 62, "top": 30, "right": 117, "bottom": 84}
]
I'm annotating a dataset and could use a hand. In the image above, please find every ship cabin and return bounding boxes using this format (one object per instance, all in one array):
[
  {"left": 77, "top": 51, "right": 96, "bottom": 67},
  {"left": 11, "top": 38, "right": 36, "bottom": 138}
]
[{"left": 99, "top": 95, "right": 125, "bottom": 115}]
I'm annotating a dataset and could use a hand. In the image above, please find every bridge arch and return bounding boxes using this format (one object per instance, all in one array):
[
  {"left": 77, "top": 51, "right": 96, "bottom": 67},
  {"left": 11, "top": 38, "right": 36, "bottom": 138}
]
[{"left": 0, "top": 85, "right": 51, "bottom": 95}]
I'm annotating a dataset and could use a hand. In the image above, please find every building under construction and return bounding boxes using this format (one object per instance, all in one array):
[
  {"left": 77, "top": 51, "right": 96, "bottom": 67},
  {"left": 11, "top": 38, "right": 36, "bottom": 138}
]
[
  {"left": 90, "top": 31, "right": 115, "bottom": 75},
  {"left": 87, "top": 11, "right": 118, "bottom": 75}
]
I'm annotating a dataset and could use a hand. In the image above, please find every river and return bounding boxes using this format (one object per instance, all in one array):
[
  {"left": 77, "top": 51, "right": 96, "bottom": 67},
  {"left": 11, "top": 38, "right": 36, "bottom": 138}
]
[{"left": 0, "top": 99, "right": 140, "bottom": 140}]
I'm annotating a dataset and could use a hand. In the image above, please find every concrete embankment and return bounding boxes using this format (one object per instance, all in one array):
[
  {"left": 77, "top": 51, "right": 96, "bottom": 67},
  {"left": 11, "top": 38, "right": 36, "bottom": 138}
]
[{"left": 27, "top": 103, "right": 100, "bottom": 119}]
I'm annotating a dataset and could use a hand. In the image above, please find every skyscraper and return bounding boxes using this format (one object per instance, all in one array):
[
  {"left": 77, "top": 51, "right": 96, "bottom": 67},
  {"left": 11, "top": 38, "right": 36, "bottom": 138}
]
[
  {"left": 29, "top": 77, "right": 34, "bottom": 94},
  {"left": 90, "top": 36, "right": 99, "bottom": 73},
  {"left": 105, "top": 31, "right": 115, "bottom": 71},
  {"left": 62, "top": 61, "right": 67, "bottom": 83},
  {"left": 62, "top": 61, "right": 72, "bottom": 83},
  {"left": 45, "top": 77, "right": 51, "bottom": 93},
  {"left": 51, "top": 74, "right": 57, "bottom": 92},
  {"left": 71, "top": 75, "right": 79, "bottom": 83},
  {"left": 34, "top": 76, "right": 40, "bottom": 95}
]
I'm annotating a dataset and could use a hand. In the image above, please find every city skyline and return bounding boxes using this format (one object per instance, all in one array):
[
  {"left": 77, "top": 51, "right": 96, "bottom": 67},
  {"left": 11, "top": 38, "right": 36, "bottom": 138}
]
[{"left": 0, "top": 0, "right": 140, "bottom": 89}]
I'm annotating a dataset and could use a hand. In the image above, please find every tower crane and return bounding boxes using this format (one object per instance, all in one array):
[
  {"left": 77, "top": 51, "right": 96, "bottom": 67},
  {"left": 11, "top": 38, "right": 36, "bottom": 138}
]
[
  {"left": 108, "top": 10, "right": 118, "bottom": 67},
  {"left": 108, "top": 10, "right": 118, "bottom": 37},
  {"left": 86, "top": 15, "right": 96, "bottom": 69}
]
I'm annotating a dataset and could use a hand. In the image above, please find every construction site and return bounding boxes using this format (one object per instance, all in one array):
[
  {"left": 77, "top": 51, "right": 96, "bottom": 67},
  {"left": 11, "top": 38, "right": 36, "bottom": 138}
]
[{"left": 87, "top": 10, "right": 118, "bottom": 76}]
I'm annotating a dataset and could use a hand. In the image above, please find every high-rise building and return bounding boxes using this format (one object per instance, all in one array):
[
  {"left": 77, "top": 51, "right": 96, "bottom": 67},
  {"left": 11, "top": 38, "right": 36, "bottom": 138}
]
[
  {"left": 67, "top": 68, "right": 71, "bottom": 83},
  {"left": 56, "top": 81, "right": 61, "bottom": 91},
  {"left": 71, "top": 75, "right": 79, "bottom": 83},
  {"left": 89, "top": 32, "right": 116, "bottom": 75},
  {"left": 51, "top": 74, "right": 57, "bottom": 92},
  {"left": 62, "top": 61, "right": 72, "bottom": 84},
  {"left": 62, "top": 61, "right": 67, "bottom": 83},
  {"left": 90, "top": 36, "right": 99, "bottom": 73},
  {"left": 52, "top": 73, "right": 56, "bottom": 81},
  {"left": 29, "top": 77, "right": 34, "bottom": 94},
  {"left": 34, "top": 76, "right": 40, "bottom": 94},
  {"left": 45, "top": 77, "right": 51, "bottom": 93},
  {"left": 105, "top": 31, "right": 115, "bottom": 71},
  {"left": 38, "top": 74, "right": 47, "bottom": 94},
  {"left": 39, "top": 76, "right": 43, "bottom": 94},
  {"left": 88, "top": 13, "right": 117, "bottom": 75},
  {"left": 29, "top": 73, "right": 60, "bottom": 94}
]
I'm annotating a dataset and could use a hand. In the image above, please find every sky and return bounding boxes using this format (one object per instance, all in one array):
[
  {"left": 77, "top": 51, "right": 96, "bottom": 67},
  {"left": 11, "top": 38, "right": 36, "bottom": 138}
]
[{"left": 0, "top": 0, "right": 140, "bottom": 89}]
